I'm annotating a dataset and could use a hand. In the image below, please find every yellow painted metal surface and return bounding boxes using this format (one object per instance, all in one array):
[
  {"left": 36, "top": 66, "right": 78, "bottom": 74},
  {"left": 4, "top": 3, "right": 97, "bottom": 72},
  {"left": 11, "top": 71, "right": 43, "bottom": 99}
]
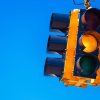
[
  {"left": 61, "top": 9, "right": 88, "bottom": 88},
  {"left": 61, "top": 9, "right": 80, "bottom": 80}
]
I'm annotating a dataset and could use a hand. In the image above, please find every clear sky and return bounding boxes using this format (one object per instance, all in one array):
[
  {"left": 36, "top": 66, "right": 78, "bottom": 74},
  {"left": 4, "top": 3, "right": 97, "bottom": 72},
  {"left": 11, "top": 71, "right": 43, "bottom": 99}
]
[{"left": 0, "top": 0, "right": 100, "bottom": 100}]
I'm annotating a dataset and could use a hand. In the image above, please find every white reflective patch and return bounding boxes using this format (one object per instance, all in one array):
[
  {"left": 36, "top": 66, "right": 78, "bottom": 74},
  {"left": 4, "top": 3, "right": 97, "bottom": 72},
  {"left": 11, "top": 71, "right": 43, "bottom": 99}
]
[{"left": 50, "top": 74, "right": 57, "bottom": 77}]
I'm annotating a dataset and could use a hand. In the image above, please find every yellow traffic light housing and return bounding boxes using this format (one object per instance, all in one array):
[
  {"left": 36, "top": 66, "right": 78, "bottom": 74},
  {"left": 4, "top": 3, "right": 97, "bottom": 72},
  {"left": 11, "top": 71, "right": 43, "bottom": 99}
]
[
  {"left": 61, "top": 9, "right": 100, "bottom": 88},
  {"left": 44, "top": 8, "right": 100, "bottom": 88}
]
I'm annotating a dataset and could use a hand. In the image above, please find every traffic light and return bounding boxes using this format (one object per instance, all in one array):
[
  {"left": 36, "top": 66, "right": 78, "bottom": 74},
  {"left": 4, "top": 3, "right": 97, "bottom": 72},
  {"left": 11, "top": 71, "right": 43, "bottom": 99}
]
[
  {"left": 45, "top": 13, "right": 69, "bottom": 77},
  {"left": 44, "top": 8, "right": 100, "bottom": 88}
]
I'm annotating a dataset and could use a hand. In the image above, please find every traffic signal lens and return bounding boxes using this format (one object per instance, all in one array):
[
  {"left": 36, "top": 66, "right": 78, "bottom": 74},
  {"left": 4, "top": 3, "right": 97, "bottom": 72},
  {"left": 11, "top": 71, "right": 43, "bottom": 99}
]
[
  {"left": 81, "top": 8, "right": 100, "bottom": 30},
  {"left": 80, "top": 34, "right": 97, "bottom": 53},
  {"left": 79, "top": 54, "right": 99, "bottom": 76},
  {"left": 47, "top": 35, "right": 67, "bottom": 54},
  {"left": 44, "top": 58, "right": 64, "bottom": 77},
  {"left": 50, "top": 13, "right": 70, "bottom": 33}
]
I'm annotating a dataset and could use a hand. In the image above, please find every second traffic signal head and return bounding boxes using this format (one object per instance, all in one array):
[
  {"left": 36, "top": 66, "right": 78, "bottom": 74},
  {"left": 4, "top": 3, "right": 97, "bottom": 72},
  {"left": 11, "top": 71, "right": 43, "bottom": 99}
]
[{"left": 44, "top": 13, "right": 69, "bottom": 78}]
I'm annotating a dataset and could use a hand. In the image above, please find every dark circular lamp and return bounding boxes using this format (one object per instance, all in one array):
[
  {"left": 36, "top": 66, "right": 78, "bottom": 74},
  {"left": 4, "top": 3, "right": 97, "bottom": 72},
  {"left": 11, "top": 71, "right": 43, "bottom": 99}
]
[{"left": 78, "top": 54, "right": 99, "bottom": 76}]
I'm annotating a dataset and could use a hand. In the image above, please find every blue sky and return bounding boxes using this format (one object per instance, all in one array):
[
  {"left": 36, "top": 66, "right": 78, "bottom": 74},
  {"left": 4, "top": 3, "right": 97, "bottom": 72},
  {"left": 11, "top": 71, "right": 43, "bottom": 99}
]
[{"left": 0, "top": 0, "right": 100, "bottom": 100}]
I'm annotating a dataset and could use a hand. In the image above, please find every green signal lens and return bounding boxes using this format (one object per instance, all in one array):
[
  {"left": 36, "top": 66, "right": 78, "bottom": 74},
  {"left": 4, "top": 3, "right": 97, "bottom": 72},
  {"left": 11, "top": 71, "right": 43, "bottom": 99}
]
[{"left": 79, "top": 54, "right": 99, "bottom": 76}]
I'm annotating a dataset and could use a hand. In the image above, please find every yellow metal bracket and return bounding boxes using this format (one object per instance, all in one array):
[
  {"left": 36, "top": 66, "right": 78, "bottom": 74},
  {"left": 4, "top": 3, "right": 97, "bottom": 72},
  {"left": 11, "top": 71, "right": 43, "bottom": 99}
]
[{"left": 61, "top": 9, "right": 88, "bottom": 88}]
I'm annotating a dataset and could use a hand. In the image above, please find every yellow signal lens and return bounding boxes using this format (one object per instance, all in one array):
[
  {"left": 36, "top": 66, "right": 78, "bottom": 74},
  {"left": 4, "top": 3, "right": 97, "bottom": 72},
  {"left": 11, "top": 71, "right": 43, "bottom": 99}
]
[{"left": 81, "top": 35, "right": 97, "bottom": 53}]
